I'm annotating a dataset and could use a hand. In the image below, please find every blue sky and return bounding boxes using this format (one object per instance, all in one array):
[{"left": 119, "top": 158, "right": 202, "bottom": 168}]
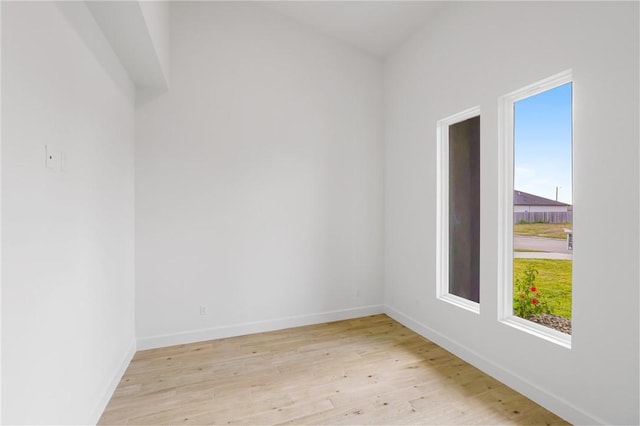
[{"left": 514, "top": 82, "right": 573, "bottom": 204}]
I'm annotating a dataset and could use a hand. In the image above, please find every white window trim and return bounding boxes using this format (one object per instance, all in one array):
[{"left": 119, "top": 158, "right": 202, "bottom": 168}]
[
  {"left": 436, "top": 106, "right": 481, "bottom": 315},
  {"left": 497, "top": 70, "right": 572, "bottom": 349}
]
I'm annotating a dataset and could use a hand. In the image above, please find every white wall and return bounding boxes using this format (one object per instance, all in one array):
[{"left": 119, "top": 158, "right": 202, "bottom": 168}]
[
  {"left": 0, "top": 3, "right": 3, "bottom": 422},
  {"left": 135, "top": 2, "right": 384, "bottom": 348},
  {"left": 1, "top": 2, "right": 136, "bottom": 424},
  {"left": 384, "top": 2, "right": 639, "bottom": 425},
  {"left": 138, "top": 0, "right": 170, "bottom": 87},
  {"left": 85, "top": 1, "right": 169, "bottom": 104}
]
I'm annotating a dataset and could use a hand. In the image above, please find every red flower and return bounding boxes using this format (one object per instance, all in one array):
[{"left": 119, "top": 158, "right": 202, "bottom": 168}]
[
  {"left": 530, "top": 286, "right": 537, "bottom": 292},
  {"left": 532, "top": 298, "right": 539, "bottom": 305}
]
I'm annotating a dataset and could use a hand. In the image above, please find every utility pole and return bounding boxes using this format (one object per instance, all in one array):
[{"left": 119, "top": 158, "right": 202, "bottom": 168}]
[{"left": 555, "top": 186, "right": 560, "bottom": 201}]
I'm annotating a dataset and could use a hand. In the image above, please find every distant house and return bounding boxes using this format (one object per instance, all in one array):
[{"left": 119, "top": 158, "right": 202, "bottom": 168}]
[{"left": 514, "top": 190, "right": 571, "bottom": 213}]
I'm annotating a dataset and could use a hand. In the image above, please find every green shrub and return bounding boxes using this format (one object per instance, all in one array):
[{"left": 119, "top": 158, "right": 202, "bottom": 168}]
[
  {"left": 513, "top": 264, "right": 552, "bottom": 318},
  {"left": 513, "top": 259, "right": 572, "bottom": 318}
]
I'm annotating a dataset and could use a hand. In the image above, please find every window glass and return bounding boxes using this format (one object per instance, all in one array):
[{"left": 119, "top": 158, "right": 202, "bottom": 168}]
[
  {"left": 449, "top": 116, "right": 480, "bottom": 303},
  {"left": 512, "top": 82, "right": 572, "bottom": 334}
]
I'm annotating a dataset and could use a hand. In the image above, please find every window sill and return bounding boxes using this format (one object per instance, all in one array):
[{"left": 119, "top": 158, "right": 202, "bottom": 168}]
[
  {"left": 438, "top": 293, "right": 480, "bottom": 315},
  {"left": 500, "top": 315, "right": 571, "bottom": 349}
]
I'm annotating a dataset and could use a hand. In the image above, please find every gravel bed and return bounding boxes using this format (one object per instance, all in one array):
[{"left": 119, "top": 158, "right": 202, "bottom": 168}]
[{"left": 527, "top": 313, "right": 572, "bottom": 335}]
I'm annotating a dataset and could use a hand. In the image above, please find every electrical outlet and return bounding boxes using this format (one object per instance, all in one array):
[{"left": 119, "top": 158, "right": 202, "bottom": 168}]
[{"left": 199, "top": 305, "right": 207, "bottom": 316}]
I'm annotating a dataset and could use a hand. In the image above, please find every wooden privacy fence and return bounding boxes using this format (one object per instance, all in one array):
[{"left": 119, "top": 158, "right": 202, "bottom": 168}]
[{"left": 514, "top": 211, "right": 573, "bottom": 224}]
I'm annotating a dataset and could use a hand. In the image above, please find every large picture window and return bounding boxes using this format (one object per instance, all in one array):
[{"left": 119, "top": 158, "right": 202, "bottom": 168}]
[{"left": 498, "top": 71, "right": 573, "bottom": 348}]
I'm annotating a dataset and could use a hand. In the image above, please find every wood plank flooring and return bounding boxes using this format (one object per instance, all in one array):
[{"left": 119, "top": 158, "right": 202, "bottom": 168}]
[{"left": 99, "top": 315, "right": 568, "bottom": 425}]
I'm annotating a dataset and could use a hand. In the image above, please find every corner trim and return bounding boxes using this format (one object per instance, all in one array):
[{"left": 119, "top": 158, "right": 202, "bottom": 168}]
[
  {"left": 89, "top": 338, "right": 136, "bottom": 425},
  {"left": 383, "top": 304, "right": 604, "bottom": 425},
  {"left": 137, "top": 305, "right": 385, "bottom": 351}
]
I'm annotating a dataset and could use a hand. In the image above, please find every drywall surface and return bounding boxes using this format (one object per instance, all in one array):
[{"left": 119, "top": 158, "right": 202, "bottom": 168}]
[
  {"left": 138, "top": 0, "right": 170, "bottom": 86},
  {"left": 384, "top": 2, "right": 639, "bottom": 424},
  {"left": 86, "top": 1, "right": 168, "bottom": 103},
  {"left": 2, "top": 2, "right": 135, "bottom": 424},
  {"left": 0, "top": 3, "right": 3, "bottom": 422},
  {"left": 135, "top": 2, "right": 384, "bottom": 347}
]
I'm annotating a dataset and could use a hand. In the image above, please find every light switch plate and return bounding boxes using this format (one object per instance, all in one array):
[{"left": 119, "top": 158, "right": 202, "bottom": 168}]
[{"left": 45, "top": 145, "right": 62, "bottom": 170}]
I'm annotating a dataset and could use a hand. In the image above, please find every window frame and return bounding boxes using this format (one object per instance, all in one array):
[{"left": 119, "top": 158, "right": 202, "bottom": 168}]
[
  {"left": 497, "top": 70, "right": 573, "bottom": 348},
  {"left": 436, "top": 106, "right": 481, "bottom": 314}
]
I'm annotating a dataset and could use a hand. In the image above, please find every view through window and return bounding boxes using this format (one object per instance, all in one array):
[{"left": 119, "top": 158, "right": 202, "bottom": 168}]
[{"left": 512, "top": 82, "right": 573, "bottom": 335}]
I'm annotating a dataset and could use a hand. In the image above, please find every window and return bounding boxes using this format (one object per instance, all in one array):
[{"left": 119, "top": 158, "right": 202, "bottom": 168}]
[
  {"left": 437, "top": 107, "right": 481, "bottom": 313},
  {"left": 498, "top": 71, "right": 573, "bottom": 348}
]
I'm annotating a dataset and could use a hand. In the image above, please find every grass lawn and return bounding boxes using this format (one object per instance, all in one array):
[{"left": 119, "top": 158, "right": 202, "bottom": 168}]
[
  {"left": 513, "top": 222, "right": 572, "bottom": 239},
  {"left": 513, "top": 258, "right": 572, "bottom": 318}
]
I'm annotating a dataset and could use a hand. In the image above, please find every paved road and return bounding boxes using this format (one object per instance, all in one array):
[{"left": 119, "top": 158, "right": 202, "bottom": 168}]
[
  {"left": 514, "top": 235, "right": 572, "bottom": 259},
  {"left": 514, "top": 252, "right": 572, "bottom": 260}
]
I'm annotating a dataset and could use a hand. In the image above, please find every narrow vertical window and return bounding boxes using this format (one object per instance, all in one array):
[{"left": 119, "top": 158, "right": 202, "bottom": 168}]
[
  {"left": 449, "top": 116, "right": 481, "bottom": 303},
  {"left": 437, "top": 107, "right": 481, "bottom": 313},
  {"left": 499, "top": 71, "right": 573, "bottom": 347}
]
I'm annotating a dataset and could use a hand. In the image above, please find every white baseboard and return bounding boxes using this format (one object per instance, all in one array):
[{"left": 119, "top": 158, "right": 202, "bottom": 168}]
[
  {"left": 137, "top": 304, "right": 385, "bottom": 351},
  {"left": 88, "top": 338, "right": 136, "bottom": 425},
  {"left": 383, "top": 304, "right": 604, "bottom": 426}
]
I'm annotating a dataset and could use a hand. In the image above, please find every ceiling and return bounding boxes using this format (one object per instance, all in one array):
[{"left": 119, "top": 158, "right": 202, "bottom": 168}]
[{"left": 261, "top": 1, "right": 444, "bottom": 57}]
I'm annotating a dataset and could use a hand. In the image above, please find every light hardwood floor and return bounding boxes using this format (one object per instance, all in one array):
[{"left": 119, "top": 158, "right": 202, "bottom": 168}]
[{"left": 99, "top": 315, "right": 568, "bottom": 425}]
